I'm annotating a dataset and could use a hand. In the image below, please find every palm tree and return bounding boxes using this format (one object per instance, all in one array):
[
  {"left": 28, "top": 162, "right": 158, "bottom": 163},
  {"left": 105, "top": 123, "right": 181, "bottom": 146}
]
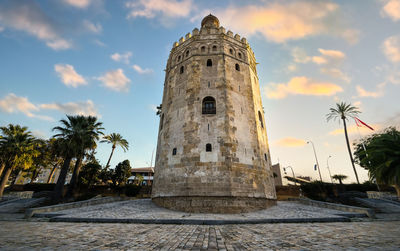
[
  {"left": 46, "top": 138, "right": 64, "bottom": 183},
  {"left": 0, "top": 124, "right": 38, "bottom": 196},
  {"left": 101, "top": 133, "right": 129, "bottom": 169},
  {"left": 327, "top": 102, "right": 361, "bottom": 184},
  {"left": 53, "top": 115, "right": 104, "bottom": 200},
  {"left": 332, "top": 174, "right": 348, "bottom": 185}
]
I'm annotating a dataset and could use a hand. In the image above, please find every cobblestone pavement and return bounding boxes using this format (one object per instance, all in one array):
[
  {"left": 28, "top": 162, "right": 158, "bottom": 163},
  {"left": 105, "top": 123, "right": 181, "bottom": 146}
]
[
  {"left": 44, "top": 199, "right": 356, "bottom": 220},
  {"left": 0, "top": 221, "right": 399, "bottom": 250}
]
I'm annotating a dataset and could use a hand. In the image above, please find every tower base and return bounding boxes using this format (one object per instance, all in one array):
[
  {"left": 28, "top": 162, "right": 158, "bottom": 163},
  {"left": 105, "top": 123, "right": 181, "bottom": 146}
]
[{"left": 152, "top": 196, "right": 277, "bottom": 214}]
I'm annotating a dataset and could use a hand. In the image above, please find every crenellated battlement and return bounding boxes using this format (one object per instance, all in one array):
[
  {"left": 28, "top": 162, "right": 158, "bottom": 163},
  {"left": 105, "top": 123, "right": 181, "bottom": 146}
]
[{"left": 172, "top": 26, "right": 249, "bottom": 49}]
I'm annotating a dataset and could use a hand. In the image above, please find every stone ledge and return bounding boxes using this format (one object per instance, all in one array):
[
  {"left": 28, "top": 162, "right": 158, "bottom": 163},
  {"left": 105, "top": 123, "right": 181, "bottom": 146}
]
[
  {"left": 25, "top": 196, "right": 127, "bottom": 218},
  {"left": 291, "top": 198, "right": 375, "bottom": 218},
  {"left": 152, "top": 196, "right": 276, "bottom": 213},
  {"left": 49, "top": 216, "right": 350, "bottom": 225}
]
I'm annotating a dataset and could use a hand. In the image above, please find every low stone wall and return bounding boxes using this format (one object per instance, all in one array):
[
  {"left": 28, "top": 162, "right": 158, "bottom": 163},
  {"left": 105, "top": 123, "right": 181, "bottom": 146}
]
[
  {"left": 152, "top": 196, "right": 276, "bottom": 213},
  {"left": 367, "top": 191, "right": 397, "bottom": 200},
  {"left": 276, "top": 186, "right": 300, "bottom": 200}
]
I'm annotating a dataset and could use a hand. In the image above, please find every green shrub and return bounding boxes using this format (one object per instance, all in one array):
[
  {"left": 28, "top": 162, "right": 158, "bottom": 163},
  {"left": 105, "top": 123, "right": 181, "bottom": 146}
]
[{"left": 124, "top": 184, "right": 141, "bottom": 197}]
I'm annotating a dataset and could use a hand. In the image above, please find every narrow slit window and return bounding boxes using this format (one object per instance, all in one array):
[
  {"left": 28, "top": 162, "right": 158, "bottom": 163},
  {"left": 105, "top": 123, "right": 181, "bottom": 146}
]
[
  {"left": 235, "top": 64, "right": 240, "bottom": 71},
  {"left": 258, "top": 111, "right": 264, "bottom": 128},
  {"left": 229, "top": 48, "right": 233, "bottom": 54},
  {"left": 206, "top": 143, "right": 212, "bottom": 152},
  {"left": 186, "top": 50, "right": 189, "bottom": 57},
  {"left": 208, "top": 81, "right": 211, "bottom": 88},
  {"left": 178, "top": 55, "right": 181, "bottom": 61},
  {"left": 172, "top": 148, "right": 177, "bottom": 155},
  {"left": 208, "top": 123, "right": 210, "bottom": 131},
  {"left": 264, "top": 153, "right": 268, "bottom": 161},
  {"left": 207, "top": 59, "right": 212, "bottom": 67},
  {"left": 238, "top": 52, "right": 242, "bottom": 59},
  {"left": 180, "top": 66, "right": 184, "bottom": 74}
]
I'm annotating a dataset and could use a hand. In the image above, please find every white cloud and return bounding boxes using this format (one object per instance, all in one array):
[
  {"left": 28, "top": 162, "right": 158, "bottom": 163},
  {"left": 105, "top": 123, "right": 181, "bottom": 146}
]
[
  {"left": 54, "top": 64, "right": 87, "bottom": 88},
  {"left": 382, "top": 35, "right": 400, "bottom": 63},
  {"left": 264, "top": 76, "right": 343, "bottom": 99},
  {"left": 340, "top": 29, "right": 360, "bottom": 45},
  {"left": 0, "top": 93, "right": 53, "bottom": 121},
  {"left": 132, "top": 64, "right": 153, "bottom": 74},
  {"left": 40, "top": 100, "right": 100, "bottom": 117},
  {"left": 97, "top": 69, "right": 131, "bottom": 92},
  {"left": 0, "top": 1, "right": 72, "bottom": 50},
  {"left": 93, "top": 39, "right": 106, "bottom": 47},
  {"left": 111, "top": 52, "right": 132, "bottom": 64},
  {"left": 0, "top": 26, "right": 4, "bottom": 32},
  {"left": 126, "top": 0, "right": 194, "bottom": 20},
  {"left": 320, "top": 68, "right": 351, "bottom": 83},
  {"left": 318, "top": 48, "right": 346, "bottom": 59},
  {"left": 83, "top": 20, "right": 102, "bottom": 34},
  {"left": 381, "top": 0, "right": 400, "bottom": 22},
  {"left": 62, "top": 0, "right": 93, "bottom": 9},
  {"left": 356, "top": 82, "right": 386, "bottom": 98},
  {"left": 291, "top": 47, "right": 311, "bottom": 63}
]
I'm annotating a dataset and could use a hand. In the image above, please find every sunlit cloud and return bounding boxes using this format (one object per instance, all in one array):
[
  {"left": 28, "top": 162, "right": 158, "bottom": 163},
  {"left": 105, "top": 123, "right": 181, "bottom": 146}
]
[
  {"left": 265, "top": 76, "right": 343, "bottom": 99},
  {"left": 356, "top": 82, "right": 386, "bottom": 98},
  {"left": 381, "top": 0, "right": 400, "bottom": 22},
  {"left": 0, "top": 93, "right": 53, "bottom": 121},
  {"left": 382, "top": 35, "right": 400, "bottom": 63},
  {"left": 62, "top": 0, "right": 93, "bottom": 9},
  {"left": 83, "top": 20, "right": 102, "bottom": 34},
  {"left": 0, "top": 1, "right": 72, "bottom": 50},
  {"left": 54, "top": 64, "right": 87, "bottom": 88},
  {"left": 213, "top": 2, "right": 356, "bottom": 43},
  {"left": 132, "top": 64, "right": 153, "bottom": 74},
  {"left": 40, "top": 100, "right": 100, "bottom": 117},
  {"left": 93, "top": 39, "right": 106, "bottom": 47},
  {"left": 97, "top": 69, "right": 131, "bottom": 92},
  {"left": 125, "top": 0, "right": 194, "bottom": 21},
  {"left": 111, "top": 52, "right": 132, "bottom": 64},
  {"left": 275, "top": 137, "right": 307, "bottom": 147}
]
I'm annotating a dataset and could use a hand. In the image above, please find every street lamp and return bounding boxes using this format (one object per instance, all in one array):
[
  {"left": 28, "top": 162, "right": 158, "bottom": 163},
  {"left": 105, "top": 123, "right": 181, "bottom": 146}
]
[
  {"left": 327, "top": 155, "right": 333, "bottom": 184},
  {"left": 307, "top": 140, "right": 323, "bottom": 182},
  {"left": 283, "top": 166, "right": 296, "bottom": 186}
]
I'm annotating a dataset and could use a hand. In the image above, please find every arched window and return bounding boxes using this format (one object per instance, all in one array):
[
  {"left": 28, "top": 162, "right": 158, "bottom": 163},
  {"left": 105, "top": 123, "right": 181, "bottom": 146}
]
[
  {"left": 235, "top": 63, "right": 240, "bottom": 71},
  {"left": 186, "top": 50, "right": 189, "bottom": 57},
  {"left": 180, "top": 66, "right": 184, "bottom": 74},
  {"left": 258, "top": 111, "right": 263, "bottom": 128},
  {"left": 201, "top": 46, "right": 206, "bottom": 52},
  {"left": 207, "top": 59, "right": 212, "bottom": 67},
  {"left": 172, "top": 148, "right": 177, "bottom": 155},
  {"left": 212, "top": 45, "right": 217, "bottom": 51},
  {"left": 178, "top": 55, "right": 181, "bottom": 61},
  {"left": 202, "top": 96, "right": 216, "bottom": 114},
  {"left": 238, "top": 52, "right": 242, "bottom": 59},
  {"left": 229, "top": 48, "right": 233, "bottom": 54},
  {"left": 206, "top": 143, "right": 212, "bottom": 152},
  {"left": 160, "top": 114, "right": 164, "bottom": 130}
]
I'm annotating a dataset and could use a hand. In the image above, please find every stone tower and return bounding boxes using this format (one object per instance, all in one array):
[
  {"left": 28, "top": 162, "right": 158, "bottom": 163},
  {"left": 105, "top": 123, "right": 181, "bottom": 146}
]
[{"left": 152, "top": 15, "right": 276, "bottom": 213}]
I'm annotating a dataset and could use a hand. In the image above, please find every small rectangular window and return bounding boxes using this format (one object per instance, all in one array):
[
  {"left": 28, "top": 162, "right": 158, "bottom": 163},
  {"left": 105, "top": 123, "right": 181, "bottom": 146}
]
[
  {"left": 172, "top": 148, "right": 177, "bottom": 155},
  {"left": 264, "top": 153, "right": 268, "bottom": 161}
]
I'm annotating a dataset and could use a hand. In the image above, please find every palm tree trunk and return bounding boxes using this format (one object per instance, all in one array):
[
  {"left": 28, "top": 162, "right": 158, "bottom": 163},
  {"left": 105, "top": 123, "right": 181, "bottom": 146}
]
[
  {"left": 66, "top": 156, "right": 83, "bottom": 198},
  {"left": 30, "top": 169, "right": 38, "bottom": 183},
  {"left": 0, "top": 165, "right": 13, "bottom": 197},
  {"left": 343, "top": 118, "right": 360, "bottom": 184},
  {"left": 47, "top": 164, "right": 58, "bottom": 183},
  {"left": 53, "top": 156, "right": 72, "bottom": 202},
  {"left": 105, "top": 146, "right": 116, "bottom": 169},
  {"left": 0, "top": 163, "right": 5, "bottom": 180}
]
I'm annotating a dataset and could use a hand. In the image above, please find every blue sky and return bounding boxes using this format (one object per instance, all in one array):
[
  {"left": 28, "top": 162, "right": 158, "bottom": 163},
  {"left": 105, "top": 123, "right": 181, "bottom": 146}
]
[{"left": 1, "top": 0, "right": 399, "bottom": 183}]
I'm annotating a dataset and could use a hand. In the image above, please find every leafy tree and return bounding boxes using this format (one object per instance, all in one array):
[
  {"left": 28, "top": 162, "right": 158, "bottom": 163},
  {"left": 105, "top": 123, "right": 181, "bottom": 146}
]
[
  {"left": 99, "top": 168, "right": 113, "bottom": 185},
  {"left": 354, "top": 127, "right": 400, "bottom": 197},
  {"left": 52, "top": 115, "right": 104, "bottom": 201},
  {"left": 0, "top": 124, "right": 38, "bottom": 196},
  {"left": 135, "top": 174, "right": 144, "bottom": 185},
  {"left": 327, "top": 102, "right": 361, "bottom": 184},
  {"left": 332, "top": 174, "right": 348, "bottom": 185},
  {"left": 111, "top": 160, "right": 131, "bottom": 187},
  {"left": 79, "top": 160, "right": 102, "bottom": 187},
  {"left": 101, "top": 133, "right": 129, "bottom": 169}
]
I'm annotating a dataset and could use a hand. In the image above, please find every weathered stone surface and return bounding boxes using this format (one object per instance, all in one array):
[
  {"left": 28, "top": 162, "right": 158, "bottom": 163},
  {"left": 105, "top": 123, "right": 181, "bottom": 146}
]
[{"left": 152, "top": 14, "right": 276, "bottom": 213}]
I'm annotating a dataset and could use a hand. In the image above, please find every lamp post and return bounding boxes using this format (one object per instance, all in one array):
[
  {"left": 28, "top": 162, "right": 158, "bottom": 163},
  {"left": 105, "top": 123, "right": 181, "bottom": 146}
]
[
  {"left": 283, "top": 166, "right": 296, "bottom": 186},
  {"left": 307, "top": 141, "right": 323, "bottom": 182},
  {"left": 327, "top": 155, "right": 333, "bottom": 184}
]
